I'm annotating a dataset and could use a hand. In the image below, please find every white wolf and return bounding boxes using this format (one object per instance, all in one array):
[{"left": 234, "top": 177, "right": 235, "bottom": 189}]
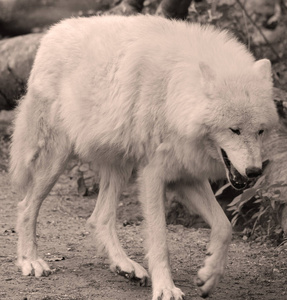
[{"left": 10, "top": 15, "right": 278, "bottom": 299}]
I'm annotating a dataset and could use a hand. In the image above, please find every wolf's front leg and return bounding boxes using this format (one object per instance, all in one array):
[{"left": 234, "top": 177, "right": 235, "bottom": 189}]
[
  {"left": 139, "top": 165, "right": 184, "bottom": 300},
  {"left": 176, "top": 179, "right": 232, "bottom": 298}
]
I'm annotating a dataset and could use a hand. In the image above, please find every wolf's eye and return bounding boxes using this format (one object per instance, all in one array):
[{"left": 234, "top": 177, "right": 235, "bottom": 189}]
[
  {"left": 258, "top": 129, "right": 264, "bottom": 135},
  {"left": 229, "top": 128, "right": 241, "bottom": 135}
]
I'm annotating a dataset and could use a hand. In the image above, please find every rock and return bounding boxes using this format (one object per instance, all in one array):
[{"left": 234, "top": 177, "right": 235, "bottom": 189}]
[{"left": 0, "top": 33, "right": 42, "bottom": 110}]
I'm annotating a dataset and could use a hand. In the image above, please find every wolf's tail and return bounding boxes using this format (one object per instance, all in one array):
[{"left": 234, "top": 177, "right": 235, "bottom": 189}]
[{"left": 10, "top": 94, "right": 43, "bottom": 195}]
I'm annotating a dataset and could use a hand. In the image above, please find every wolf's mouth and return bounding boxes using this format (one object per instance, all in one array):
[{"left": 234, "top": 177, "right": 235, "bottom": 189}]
[{"left": 221, "top": 149, "right": 248, "bottom": 190}]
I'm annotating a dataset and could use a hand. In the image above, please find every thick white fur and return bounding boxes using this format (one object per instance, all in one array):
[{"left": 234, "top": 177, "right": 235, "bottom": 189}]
[{"left": 10, "top": 15, "right": 278, "bottom": 300}]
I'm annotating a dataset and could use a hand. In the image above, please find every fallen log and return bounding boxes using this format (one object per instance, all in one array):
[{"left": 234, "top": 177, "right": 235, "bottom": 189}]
[{"left": 0, "top": 0, "right": 112, "bottom": 36}]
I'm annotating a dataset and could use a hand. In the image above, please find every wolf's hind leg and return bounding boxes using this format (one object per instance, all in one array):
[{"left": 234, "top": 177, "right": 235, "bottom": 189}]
[
  {"left": 87, "top": 164, "right": 149, "bottom": 285},
  {"left": 174, "top": 179, "right": 232, "bottom": 298},
  {"left": 16, "top": 138, "right": 72, "bottom": 277}
]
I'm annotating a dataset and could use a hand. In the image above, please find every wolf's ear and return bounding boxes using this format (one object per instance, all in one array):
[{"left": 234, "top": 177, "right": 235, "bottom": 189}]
[
  {"left": 253, "top": 59, "right": 272, "bottom": 81},
  {"left": 199, "top": 62, "right": 216, "bottom": 82}
]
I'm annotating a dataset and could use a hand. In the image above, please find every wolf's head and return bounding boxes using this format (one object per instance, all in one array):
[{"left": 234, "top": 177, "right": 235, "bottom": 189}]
[{"left": 201, "top": 59, "right": 279, "bottom": 189}]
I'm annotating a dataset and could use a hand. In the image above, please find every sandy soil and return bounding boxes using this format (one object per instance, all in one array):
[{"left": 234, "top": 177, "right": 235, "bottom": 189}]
[{"left": 0, "top": 113, "right": 287, "bottom": 300}]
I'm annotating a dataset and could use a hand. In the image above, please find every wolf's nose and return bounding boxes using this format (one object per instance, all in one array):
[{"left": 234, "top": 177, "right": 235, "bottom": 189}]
[{"left": 245, "top": 167, "right": 262, "bottom": 178}]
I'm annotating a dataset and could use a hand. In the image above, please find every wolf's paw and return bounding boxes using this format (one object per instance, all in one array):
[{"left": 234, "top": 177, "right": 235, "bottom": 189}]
[
  {"left": 196, "top": 255, "right": 225, "bottom": 298},
  {"left": 110, "top": 258, "right": 149, "bottom": 286},
  {"left": 152, "top": 286, "right": 185, "bottom": 300},
  {"left": 17, "top": 257, "right": 51, "bottom": 277}
]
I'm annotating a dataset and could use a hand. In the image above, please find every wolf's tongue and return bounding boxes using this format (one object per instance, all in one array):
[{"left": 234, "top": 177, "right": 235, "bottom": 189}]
[{"left": 229, "top": 164, "right": 248, "bottom": 190}]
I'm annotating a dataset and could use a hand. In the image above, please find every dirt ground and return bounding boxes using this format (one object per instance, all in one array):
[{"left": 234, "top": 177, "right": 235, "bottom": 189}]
[{"left": 0, "top": 112, "right": 287, "bottom": 300}]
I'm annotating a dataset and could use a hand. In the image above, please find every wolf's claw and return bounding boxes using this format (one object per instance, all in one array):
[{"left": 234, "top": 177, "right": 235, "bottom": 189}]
[
  {"left": 18, "top": 257, "right": 51, "bottom": 277},
  {"left": 115, "top": 266, "right": 148, "bottom": 286},
  {"left": 152, "top": 286, "right": 185, "bottom": 300}
]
